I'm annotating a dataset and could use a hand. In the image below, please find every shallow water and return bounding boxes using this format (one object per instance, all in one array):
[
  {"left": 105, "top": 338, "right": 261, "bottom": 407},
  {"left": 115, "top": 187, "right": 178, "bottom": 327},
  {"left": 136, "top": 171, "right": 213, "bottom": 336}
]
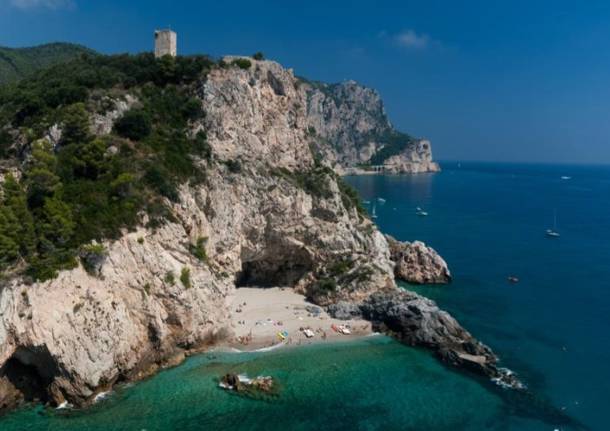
[
  {"left": 2, "top": 337, "right": 541, "bottom": 431},
  {"left": 2, "top": 162, "right": 606, "bottom": 430}
]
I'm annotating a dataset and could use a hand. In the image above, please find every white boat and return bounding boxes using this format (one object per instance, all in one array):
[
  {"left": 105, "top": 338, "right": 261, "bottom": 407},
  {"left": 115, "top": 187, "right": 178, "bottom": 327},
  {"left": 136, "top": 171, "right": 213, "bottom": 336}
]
[
  {"left": 371, "top": 204, "right": 378, "bottom": 219},
  {"left": 560, "top": 176, "right": 572, "bottom": 180},
  {"left": 303, "top": 329, "right": 315, "bottom": 338},
  {"left": 415, "top": 207, "right": 428, "bottom": 217},
  {"left": 377, "top": 198, "right": 386, "bottom": 204},
  {"left": 546, "top": 210, "right": 560, "bottom": 238},
  {"left": 339, "top": 325, "right": 351, "bottom": 335},
  {"left": 363, "top": 200, "right": 370, "bottom": 204}
]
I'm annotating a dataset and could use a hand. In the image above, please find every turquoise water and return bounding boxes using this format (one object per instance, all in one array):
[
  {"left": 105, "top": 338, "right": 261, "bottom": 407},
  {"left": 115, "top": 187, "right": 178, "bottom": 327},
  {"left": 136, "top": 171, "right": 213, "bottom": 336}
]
[{"left": 2, "top": 162, "right": 607, "bottom": 430}]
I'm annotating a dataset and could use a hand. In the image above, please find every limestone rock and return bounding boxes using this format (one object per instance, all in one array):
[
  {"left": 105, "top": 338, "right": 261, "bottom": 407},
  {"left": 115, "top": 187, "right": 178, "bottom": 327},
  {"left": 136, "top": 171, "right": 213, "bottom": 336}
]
[
  {"left": 0, "top": 59, "right": 511, "bottom": 412},
  {"left": 386, "top": 235, "right": 451, "bottom": 284},
  {"left": 304, "top": 80, "right": 439, "bottom": 174},
  {"left": 90, "top": 95, "right": 138, "bottom": 136}
]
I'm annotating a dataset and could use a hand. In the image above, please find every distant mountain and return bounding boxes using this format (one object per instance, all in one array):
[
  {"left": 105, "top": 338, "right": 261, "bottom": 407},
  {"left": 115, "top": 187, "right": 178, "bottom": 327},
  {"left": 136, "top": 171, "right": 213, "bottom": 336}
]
[{"left": 0, "top": 42, "right": 95, "bottom": 84}]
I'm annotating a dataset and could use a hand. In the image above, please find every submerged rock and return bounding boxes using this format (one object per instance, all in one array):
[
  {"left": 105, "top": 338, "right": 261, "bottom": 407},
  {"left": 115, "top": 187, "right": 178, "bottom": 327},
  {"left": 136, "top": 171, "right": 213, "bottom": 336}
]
[
  {"left": 386, "top": 235, "right": 451, "bottom": 284},
  {"left": 219, "top": 374, "right": 278, "bottom": 398}
]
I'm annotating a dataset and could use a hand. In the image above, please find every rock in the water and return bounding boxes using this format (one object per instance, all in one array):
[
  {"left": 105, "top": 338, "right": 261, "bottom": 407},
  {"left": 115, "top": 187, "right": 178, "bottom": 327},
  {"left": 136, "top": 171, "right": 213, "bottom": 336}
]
[
  {"left": 386, "top": 235, "right": 451, "bottom": 284},
  {"left": 220, "top": 373, "right": 277, "bottom": 398},
  {"left": 359, "top": 290, "right": 523, "bottom": 389}
]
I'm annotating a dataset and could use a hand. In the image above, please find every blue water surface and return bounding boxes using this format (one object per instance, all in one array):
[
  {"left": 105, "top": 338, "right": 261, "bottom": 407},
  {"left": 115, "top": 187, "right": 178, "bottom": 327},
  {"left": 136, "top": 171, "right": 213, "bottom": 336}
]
[{"left": 348, "top": 162, "right": 610, "bottom": 431}]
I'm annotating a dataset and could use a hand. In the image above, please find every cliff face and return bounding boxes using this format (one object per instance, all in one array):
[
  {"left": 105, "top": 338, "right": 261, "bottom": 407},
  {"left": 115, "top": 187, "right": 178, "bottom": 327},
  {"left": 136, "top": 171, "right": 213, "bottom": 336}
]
[
  {"left": 0, "top": 58, "right": 512, "bottom": 412},
  {"left": 304, "top": 80, "right": 440, "bottom": 174}
]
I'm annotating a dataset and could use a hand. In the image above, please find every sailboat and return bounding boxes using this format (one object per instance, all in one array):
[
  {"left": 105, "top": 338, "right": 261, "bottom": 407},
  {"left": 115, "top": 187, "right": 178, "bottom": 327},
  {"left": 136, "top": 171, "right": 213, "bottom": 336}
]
[
  {"left": 546, "top": 210, "right": 560, "bottom": 238},
  {"left": 415, "top": 206, "right": 428, "bottom": 217},
  {"left": 371, "top": 204, "right": 378, "bottom": 219}
]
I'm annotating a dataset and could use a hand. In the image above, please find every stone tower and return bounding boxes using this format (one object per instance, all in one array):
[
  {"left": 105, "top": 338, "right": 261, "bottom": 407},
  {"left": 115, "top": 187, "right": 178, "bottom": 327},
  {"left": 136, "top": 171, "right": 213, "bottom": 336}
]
[{"left": 154, "top": 29, "right": 177, "bottom": 58}]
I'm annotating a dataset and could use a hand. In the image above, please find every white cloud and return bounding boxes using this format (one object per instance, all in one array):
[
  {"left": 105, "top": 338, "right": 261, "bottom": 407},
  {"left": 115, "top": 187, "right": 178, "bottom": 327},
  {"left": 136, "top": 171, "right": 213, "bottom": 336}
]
[
  {"left": 9, "top": 0, "right": 75, "bottom": 10},
  {"left": 394, "top": 29, "right": 431, "bottom": 49}
]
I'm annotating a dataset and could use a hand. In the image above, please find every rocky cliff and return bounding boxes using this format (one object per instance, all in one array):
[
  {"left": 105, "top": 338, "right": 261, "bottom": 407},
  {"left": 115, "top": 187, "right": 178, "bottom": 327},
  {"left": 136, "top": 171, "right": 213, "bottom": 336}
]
[
  {"left": 304, "top": 80, "right": 440, "bottom": 174},
  {"left": 0, "top": 56, "right": 513, "bottom": 412}
]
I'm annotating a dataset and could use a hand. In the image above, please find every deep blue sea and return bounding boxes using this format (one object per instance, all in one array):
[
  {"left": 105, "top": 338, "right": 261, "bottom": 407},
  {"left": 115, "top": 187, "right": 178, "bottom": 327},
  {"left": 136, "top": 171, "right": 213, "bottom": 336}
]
[{"left": 1, "top": 162, "right": 608, "bottom": 430}]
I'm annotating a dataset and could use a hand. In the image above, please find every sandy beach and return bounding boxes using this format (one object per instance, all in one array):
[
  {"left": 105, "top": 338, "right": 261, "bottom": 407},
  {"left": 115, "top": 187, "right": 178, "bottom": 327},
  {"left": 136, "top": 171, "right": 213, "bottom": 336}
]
[{"left": 225, "top": 287, "right": 373, "bottom": 351}]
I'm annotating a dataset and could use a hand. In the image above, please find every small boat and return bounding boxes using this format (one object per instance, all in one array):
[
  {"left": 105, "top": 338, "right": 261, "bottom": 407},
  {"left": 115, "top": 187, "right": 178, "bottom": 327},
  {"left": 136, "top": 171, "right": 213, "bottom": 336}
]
[
  {"left": 377, "top": 198, "right": 386, "bottom": 204},
  {"left": 560, "top": 176, "right": 572, "bottom": 180},
  {"left": 415, "top": 207, "right": 428, "bottom": 217},
  {"left": 507, "top": 276, "right": 519, "bottom": 284},
  {"left": 339, "top": 325, "right": 351, "bottom": 335},
  {"left": 363, "top": 200, "right": 371, "bottom": 204},
  {"left": 277, "top": 330, "right": 288, "bottom": 340},
  {"left": 546, "top": 210, "right": 560, "bottom": 238},
  {"left": 331, "top": 324, "right": 339, "bottom": 333},
  {"left": 303, "top": 329, "right": 315, "bottom": 338},
  {"left": 546, "top": 229, "right": 560, "bottom": 238},
  {"left": 371, "top": 204, "right": 378, "bottom": 219}
]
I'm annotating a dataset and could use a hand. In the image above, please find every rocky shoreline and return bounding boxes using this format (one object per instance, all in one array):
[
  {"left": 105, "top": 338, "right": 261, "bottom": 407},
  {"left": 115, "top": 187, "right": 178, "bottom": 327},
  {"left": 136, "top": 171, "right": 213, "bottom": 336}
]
[{"left": 0, "top": 56, "right": 520, "bottom": 414}]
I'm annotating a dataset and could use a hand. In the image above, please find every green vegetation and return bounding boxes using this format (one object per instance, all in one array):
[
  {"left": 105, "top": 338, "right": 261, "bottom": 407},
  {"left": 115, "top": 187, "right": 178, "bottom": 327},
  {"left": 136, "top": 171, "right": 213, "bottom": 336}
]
[
  {"left": 0, "top": 43, "right": 95, "bottom": 85},
  {"left": 113, "top": 109, "right": 151, "bottom": 140},
  {"left": 0, "top": 53, "right": 216, "bottom": 281},
  {"left": 270, "top": 165, "right": 334, "bottom": 199},
  {"left": 189, "top": 236, "right": 208, "bottom": 262},
  {"left": 224, "top": 159, "right": 242, "bottom": 174},
  {"left": 79, "top": 243, "right": 107, "bottom": 275},
  {"left": 337, "top": 178, "right": 366, "bottom": 216},
  {"left": 164, "top": 270, "right": 175, "bottom": 286},
  {"left": 252, "top": 52, "right": 265, "bottom": 61},
  {"left": 231, "top": 58, "right": 252, "bottom": 70},
  {"left": 368, "top": 130, "right": 415, "bottom": 165},
  {"left": 315, "top": 278, "right": 337, "bottom": 293},
  {"left": 180, "top": 267, "right": 191, "bottom": 289},
  {"left": 327, "top": 258, "right": 355, "bottom": 277}
]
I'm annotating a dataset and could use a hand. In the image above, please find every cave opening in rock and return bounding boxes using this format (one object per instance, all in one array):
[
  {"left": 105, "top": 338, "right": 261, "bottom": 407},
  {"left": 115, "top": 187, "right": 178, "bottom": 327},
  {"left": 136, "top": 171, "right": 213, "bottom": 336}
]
[
  {"left": 1, "top": 346, "right": 59, "bottom": 404},
  {"left": 236, "top": 248, "right": 314, "bottom": 288}
]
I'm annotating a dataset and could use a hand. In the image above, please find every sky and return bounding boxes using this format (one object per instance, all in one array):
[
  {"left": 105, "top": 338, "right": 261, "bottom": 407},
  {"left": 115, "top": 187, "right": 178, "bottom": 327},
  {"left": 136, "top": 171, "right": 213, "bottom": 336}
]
[{"left": 2, "top": 0, "right": 610, "bottom": 164}]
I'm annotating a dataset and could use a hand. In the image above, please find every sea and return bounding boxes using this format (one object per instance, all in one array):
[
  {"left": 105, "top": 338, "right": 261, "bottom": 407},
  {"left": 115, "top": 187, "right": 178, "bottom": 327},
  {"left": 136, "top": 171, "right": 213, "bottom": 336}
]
[{"left": 1, "top": 162, "right": 608, "bottom": 431}]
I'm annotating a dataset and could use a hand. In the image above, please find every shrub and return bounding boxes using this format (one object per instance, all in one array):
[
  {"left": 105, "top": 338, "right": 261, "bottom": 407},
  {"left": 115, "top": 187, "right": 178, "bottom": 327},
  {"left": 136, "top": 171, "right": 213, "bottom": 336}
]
[
  {"left": 337, "top": 177, "right": 366, "bottom": 216},
  {"left": 232, "top": 58, "right": 252, "bottom": 70},
  {"left": 316, "top": 278, "right": 337, "bottom": 293},
  {"left": 328, "top": 258, "right": 354, "bottom": 277},
  {"left": 225, "top": 159, "right": 242, "bottom": 174},
  {"left": 79, "top": 243, "right": 107, "bottom": 276},
  {"left": 189, "top": 237, "right": 208, "bottom": 262},
  {"left": 180, "top": 267, "right": 191, "bottom": 289},
  {"left": 164, "top": 270, "right": 175, "bottom": 286},
  {"left": 252, "top": 52, "right": 265, "bottom": 61},
  {"left": 113, "top": 109, "right": 152, "bottom": 141}
]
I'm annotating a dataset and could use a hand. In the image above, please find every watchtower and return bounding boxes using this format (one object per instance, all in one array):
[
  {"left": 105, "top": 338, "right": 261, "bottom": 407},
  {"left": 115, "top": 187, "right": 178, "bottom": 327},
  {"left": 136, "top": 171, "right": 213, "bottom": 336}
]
[{"left": 154, "top": 29, "right": 177, "bottom": 58}]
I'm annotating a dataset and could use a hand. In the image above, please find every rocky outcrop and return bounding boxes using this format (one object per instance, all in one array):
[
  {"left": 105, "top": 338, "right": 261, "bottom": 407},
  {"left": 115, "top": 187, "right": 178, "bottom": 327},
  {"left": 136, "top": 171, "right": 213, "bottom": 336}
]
[
  {"left": 360, "top": 291, "right": 522, "bottom": 388},
  {"left": 90, "top": 95, "right": 138, "bottom": 136},
  {"left": 327, "top": 290, "right": 522, "bottom": 388},
  {"left": 0, "top": 57, "right": 512, "bottom": 412},
  {"left": 303, "top": 80, "right": 440, "bottom": 174},
  {"left": 386, "top": 235, "right": 451, "bottom": 284}
]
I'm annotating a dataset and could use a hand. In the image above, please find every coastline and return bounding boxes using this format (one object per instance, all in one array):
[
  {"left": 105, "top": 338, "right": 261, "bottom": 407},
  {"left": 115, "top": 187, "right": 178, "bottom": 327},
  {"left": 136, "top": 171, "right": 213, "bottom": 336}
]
[{"left": 222, "top": 287, "right": 373, "bottom": 352}]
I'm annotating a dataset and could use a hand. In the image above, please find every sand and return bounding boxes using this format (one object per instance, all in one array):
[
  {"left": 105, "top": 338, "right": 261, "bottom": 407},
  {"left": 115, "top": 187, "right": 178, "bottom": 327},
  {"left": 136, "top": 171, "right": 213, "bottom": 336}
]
[{"left": 226, "top": 287, "right": 373, "bottom": 351}]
